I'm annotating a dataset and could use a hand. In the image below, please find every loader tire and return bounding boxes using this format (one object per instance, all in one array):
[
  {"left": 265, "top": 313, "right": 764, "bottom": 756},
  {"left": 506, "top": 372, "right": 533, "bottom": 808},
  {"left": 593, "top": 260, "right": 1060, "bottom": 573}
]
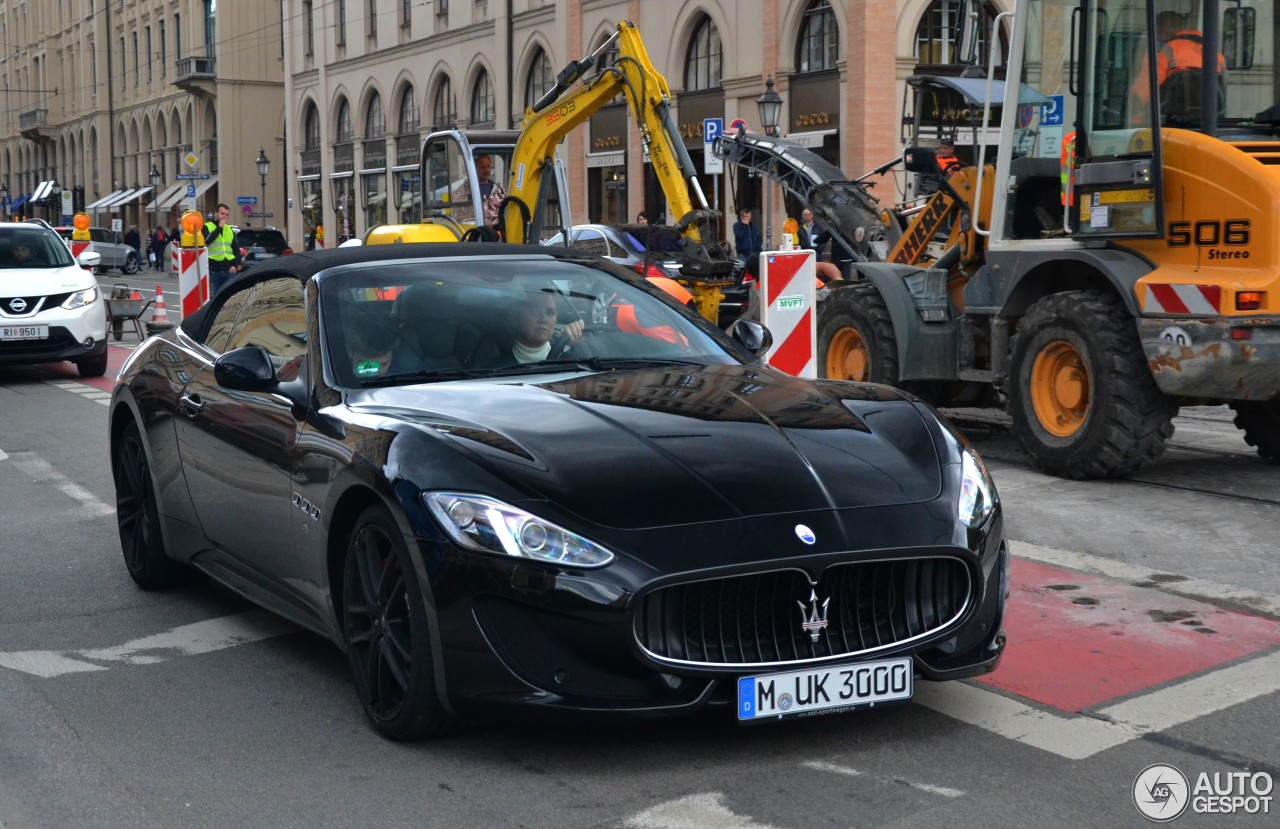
[
  {"left": 1230, "top": 400, "right": 1280, "bottom": 463},
  {"left": 817, "top": 283, "right": 899, "bottom": 384},
  {"left": 1008, "top": 290, "right": 1176, "bottom": 479}
]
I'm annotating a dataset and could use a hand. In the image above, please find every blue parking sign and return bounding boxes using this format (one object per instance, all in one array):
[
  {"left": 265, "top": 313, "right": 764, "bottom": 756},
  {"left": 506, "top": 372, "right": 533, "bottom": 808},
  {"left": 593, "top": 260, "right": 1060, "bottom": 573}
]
[
  {"left": 1042, "top": 95, "right": 1065, "bottom": 127},
  {"left": 704, "top": 117, "right": 724, "bottom": 145}
]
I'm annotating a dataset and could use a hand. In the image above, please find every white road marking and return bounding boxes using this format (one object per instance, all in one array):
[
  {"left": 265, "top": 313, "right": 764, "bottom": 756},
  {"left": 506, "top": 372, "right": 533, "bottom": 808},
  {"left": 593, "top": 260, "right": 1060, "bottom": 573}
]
[
  {"left": 1096, "top": 649, "right": 1280, "bottom": 735},
  {"left": 801, "top": 760, "right": 965, "bottom": 798},
  {"left": 0, "top": 611, "right": 297, "bottom": 678},
  {"left": 0, "top": 446, "right": 7, "bottom": 460},
  {"left": 624, "top": 793, "right": 779, "bottom": 829},
  {"left": 1011, "top": 540, "right": 1280, "bottom": 619},
  {"left": 47, "top": 379, "right": 113, "bottom": 405},
  {"left": 6, "top": 452, "right": 115, "bottom": 516}
]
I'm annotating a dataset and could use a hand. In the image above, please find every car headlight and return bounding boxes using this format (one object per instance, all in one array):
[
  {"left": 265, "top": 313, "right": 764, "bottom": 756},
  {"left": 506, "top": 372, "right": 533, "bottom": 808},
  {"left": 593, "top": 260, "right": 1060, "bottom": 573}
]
[
  {"left": 424, "top": 492, "right": 614, "bottom": 568},
  {"left": 61, "top": 285, "right": 99, "bottom": 310},
  {"left": 958, "top": 446, "right": 996, "bottom": 528}
]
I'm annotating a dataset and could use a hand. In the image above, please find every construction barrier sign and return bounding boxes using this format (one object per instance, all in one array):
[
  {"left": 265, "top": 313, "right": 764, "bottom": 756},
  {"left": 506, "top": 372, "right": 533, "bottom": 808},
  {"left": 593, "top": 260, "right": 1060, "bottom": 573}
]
[
  {"left": 177, "top": 210, "right": 209, "bottom": 316},
  {"left": 759, "top": 249, "right": 817, "bottom": 378}
]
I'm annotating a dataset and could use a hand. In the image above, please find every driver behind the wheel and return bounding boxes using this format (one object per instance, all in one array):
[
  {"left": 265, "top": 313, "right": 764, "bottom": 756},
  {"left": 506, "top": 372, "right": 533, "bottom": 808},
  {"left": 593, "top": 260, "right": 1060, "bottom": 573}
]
[{"left": 499, "top": 286, "right": 583, "bottom": 365}]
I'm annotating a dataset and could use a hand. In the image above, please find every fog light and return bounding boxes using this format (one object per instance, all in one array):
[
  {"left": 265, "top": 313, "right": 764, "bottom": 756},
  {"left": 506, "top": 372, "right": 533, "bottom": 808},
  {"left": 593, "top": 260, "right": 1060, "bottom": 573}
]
[
  {"left": 1231, "top": 328, "right": 1253, "bottom": 340},
  {"left": 82, "top": 337, "right": 95, "bottom": 348},
  {"left": 1236, "top": 291, "right": 1263, "bottom": 311}
]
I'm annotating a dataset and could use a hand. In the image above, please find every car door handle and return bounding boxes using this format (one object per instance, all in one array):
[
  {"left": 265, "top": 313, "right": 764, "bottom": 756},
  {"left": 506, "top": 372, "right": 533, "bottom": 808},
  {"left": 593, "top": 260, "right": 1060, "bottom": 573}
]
[{"left": 178, "top": 393, "right": 204, "bottom": 417}]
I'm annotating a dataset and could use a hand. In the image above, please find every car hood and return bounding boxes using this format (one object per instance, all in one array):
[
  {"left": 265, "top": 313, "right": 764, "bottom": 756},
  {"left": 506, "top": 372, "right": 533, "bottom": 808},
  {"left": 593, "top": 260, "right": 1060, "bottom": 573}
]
[
  {"left": 0, "top": 266, "right": 96, "bottom": 294},
  {"left": 352, "top": 364, "right": 942, "bottom": 530}
]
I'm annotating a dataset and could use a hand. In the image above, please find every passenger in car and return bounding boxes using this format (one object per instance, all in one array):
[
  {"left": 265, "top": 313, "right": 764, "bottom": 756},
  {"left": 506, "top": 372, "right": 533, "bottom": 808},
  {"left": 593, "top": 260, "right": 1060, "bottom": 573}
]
[{"left": 346, "top": 321, "right": 398, "bottom": 380}]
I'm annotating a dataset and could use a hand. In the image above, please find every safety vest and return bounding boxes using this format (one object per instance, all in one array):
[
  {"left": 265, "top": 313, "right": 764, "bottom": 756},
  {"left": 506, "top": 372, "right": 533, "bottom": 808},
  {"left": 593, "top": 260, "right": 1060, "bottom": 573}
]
[
  {"left": 1159, "top": 31, "right": 1225, "bottom": 84},
  {"left": 1060, "top": 132, "right": 1077, "bottom": 207},
  {"left": 204, "top": 222, "right": 235, "bottom": 263},
  {"left": 936, "top": 152, "right": 961, "bottom": 177}
]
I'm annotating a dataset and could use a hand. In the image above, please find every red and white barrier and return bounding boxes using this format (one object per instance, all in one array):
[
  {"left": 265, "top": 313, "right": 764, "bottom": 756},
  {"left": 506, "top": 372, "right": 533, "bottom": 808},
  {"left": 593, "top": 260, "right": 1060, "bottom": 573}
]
[
  {"left": 759, "top": 249, "right": 818, "bottom": 378},
  {"left": 176, "top": 246, "right": 209, "bottom": 318}
]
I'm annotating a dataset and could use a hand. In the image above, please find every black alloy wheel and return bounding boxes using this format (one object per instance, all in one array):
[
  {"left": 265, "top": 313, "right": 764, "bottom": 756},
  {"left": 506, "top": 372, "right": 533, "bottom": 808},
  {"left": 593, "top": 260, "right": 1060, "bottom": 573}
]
[
  {"left": 342, "top": 504, "right": 452, "bottom": 740},
  {"left": 122, "top": 253, "right": 140, "bottom": 274},
  {"left": 114, "top": 421, "right": 184, "bottom": 588}
]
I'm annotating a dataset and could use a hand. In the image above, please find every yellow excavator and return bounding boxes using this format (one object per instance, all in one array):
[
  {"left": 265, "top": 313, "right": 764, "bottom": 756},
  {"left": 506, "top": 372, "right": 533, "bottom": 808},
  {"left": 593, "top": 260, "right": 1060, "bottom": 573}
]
[{"left": 366, "top": 21, "right": 735, "bottom": 321}]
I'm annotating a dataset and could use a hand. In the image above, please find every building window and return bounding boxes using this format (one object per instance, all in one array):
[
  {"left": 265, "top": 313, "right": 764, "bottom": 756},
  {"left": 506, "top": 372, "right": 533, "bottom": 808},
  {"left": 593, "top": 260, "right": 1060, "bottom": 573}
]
[
  {"left": 159, "top": 22, "right": 165, "bottom": 77},
  {"left": 305, "top": 104, "right": 321, "bottom": 150},
  {"left": 399, "top": 86, "right": 419, "bottom": 134},
  {"left": 336, "top": 99, "right": 353, "bottom": 143},
  {"left": 146, "top": 27, "right": 152, "bottom": 82},
  {"left": 368, "top": 0, "right": 377, "bottom": 39},
  {"left": 205, "top": 0, "right": 215, "bottom": 58},
  {"left": 797, "top": 1, "right": 838, "bottom": 73},
  {"left": 470, "top": 69, "right": 494, "bottom": 126},
  {"left": 685, "top": 16, "right": 721, "bottom": 91},
  {"left": 304, "top": 2, "right": 314, "bottom": 56},
  {"left": 133, "top": 32, "right": 139, "bottom": 86},
  {"left": 175, "top": 14, "right": 181, "bottom": 60},
  {"left": 336, "top": 0, "right": 346, "bottom": 46},
  {"left": 366, "top": 92, "right": 385, "bottom": 138},
  {"left": 524, "top": 48, "right": 552, "bottom": 110},
  {"left": 435, "top": 0, "right": 447, "bottom": 18},
  {"left": 432, "top": 77, "right": 455, "bottom": 130},
  {"left": 914, "top": 0, "right": 998, "bottom": 66}
]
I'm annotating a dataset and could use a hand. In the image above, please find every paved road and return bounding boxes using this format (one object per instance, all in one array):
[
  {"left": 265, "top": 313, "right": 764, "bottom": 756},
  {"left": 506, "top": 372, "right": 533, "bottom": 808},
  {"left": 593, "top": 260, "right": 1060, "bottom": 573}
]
[{"left": 0, "top": 346, "right": 1276, "bottom": 828}]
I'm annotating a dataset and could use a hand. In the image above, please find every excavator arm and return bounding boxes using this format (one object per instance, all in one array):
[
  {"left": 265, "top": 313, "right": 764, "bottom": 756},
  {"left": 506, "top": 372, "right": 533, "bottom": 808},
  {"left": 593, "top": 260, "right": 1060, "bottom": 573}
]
[{"left": 502, "top": 21, "right": 733, "bottom": 320}]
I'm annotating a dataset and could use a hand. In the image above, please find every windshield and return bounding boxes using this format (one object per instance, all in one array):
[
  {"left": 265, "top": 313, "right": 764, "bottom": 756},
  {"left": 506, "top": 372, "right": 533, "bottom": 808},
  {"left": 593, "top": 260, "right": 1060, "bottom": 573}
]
[
  {"left": 0, "top": 228, "right": 76, "bottom": 269},
  {"left": 320, "top": 255, "right": 739, "bottom": 388}
]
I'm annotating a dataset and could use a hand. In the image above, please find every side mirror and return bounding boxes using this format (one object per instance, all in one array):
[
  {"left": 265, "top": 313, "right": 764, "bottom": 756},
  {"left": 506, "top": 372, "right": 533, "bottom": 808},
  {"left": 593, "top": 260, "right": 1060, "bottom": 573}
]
[
  {"left": 728, "top": 318, "right": 773, "bottom": 357},
  {"left": 1224, "top": 7, "right": 1256, "bottom": 71},
  {"left": 214, "top": 345, "right": 279, "bottom": 391},
  {"left": 77, "top": 251, "right": 102, "bottom": 269},
  {"left": 903, "top": 146, "right": 939, "bottom": 174}
]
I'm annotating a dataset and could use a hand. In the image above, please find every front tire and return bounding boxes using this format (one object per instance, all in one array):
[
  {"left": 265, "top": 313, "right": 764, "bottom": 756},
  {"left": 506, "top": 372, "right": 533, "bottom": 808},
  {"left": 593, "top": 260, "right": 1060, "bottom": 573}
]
[
  {"left": 1230, "top": 400, "right": 1280, "bottom": 462},
  {"left": 77, "top": 351, "right": 109, "bottom": 377},
  {"left": 1008, "top": 291, "right": 1176, "bottom": 478},
  {"left": 342, "top": 505, "right": 453, "bottom": 740},
  {"left": 817, "top": 283, "right": 899, "bottom": 383},
  {"left": 121, "top": 253, "right": 140, "bottom": 275},
  {"left": 114, "top": 421, "right": 186, "bottom": 588}
]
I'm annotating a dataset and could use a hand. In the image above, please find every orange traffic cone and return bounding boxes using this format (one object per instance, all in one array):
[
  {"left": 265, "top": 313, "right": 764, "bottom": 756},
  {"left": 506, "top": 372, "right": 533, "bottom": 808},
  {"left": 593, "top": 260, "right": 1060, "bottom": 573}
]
[
  {"left": 130, "top": 290, "right": 142, "bottom": 300},
  {"left": 151, "top": 285, "right": 170, "bottom": 325}
]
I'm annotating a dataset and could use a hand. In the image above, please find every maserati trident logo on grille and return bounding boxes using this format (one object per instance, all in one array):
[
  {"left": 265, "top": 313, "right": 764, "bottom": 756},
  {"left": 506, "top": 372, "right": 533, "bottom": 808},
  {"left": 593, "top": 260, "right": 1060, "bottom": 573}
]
[
  {"left": 797, "top": 589, "right": 830, "bottom": 642},
  {"left": 794, "top": 524, "right": 816, "bottom": 545},
  {"left": 8, "top": 297, "right": 28, "bottom": 313}
]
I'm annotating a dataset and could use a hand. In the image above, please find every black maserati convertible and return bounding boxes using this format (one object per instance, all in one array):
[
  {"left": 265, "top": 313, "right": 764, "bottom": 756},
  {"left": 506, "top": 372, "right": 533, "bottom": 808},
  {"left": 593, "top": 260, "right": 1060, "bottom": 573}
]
[{"left": 109, "top": 242, "right": 1006, "bottom": 739}]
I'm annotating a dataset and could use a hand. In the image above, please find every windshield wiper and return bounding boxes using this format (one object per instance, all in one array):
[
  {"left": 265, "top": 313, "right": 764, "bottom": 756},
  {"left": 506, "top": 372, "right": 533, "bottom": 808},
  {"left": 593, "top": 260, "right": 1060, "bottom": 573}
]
[
  {"left": 538, "top": 357, "right": 708, "bottom": 372},
  {"left": 361, "top": 367, "right": 479, "bottom": 387}
]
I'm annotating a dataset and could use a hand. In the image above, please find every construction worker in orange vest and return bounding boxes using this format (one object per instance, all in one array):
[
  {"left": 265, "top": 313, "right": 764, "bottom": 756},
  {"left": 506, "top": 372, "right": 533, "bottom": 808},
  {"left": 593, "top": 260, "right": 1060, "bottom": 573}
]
[
  {"left": 1132, "top": 11, "right": 1226, "bottom": 122},
  {"left": 1060, "top": 131, "right": 1076, "bottom": 208}
]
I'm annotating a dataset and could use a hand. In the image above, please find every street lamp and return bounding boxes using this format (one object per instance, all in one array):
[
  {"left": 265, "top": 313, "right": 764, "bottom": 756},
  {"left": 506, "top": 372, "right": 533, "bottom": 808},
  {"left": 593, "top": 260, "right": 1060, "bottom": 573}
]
[
  {"left": 756, "top": 77, "right": 783, "bottom": 249},
  {"left": 149, "top": 164, "right": 162, "bottom": 258},
  {"left": 255, "top": 147, "right": 270, "bottom": 228}
]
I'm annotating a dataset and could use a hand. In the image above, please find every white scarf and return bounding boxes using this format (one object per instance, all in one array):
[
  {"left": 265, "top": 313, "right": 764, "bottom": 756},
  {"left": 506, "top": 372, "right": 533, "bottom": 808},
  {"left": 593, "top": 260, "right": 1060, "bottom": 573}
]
[{"left": 512, "top": 341, "right": 551, "bottom": 363}]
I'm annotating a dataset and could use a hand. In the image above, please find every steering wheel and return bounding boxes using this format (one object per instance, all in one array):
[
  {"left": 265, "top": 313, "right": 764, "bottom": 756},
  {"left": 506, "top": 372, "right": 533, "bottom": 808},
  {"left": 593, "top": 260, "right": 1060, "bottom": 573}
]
[{"left": 548, "top": 323, "right": 613, "bottom": 359}]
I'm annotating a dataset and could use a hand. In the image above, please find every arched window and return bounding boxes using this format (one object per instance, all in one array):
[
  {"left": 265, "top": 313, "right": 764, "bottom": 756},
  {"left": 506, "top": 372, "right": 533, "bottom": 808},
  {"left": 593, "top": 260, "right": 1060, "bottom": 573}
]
[
  {"left": 685, "top": 16, "right": 722, "bottom": 91},
  {"left": 797, "top": 1, "right": 838, "bottom": 73},
  {"left": 335, "top": 98, "right": 353, "bottom": 143},
  {"left": 365, "top": 91, "right": 385, "bottom": 139},
  {"left": 304, "top": 103, "right": 320, "bottom": 149},
  {"left": 432, "top": 77, "right": 456, "bottom": 130},
  {"left": 525, "top": 48, "right": 553, "bottom": 109},
  {"left": 471, "top": 69, "right": 495, "bottom": 126},
  {"left": 915, "top": 0, "right": 999, "bottom": 67},
  {"left": 399, "top": 86, "right": 419, "bottom": 134}
]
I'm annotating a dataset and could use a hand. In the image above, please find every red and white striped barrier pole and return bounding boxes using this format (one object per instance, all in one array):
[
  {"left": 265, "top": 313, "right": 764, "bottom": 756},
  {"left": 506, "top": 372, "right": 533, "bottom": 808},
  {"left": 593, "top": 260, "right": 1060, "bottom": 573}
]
[
  {"left": 177, "top": 210, "right": 209, "bottom": 316},
  {"left": 759, "top": 248, "right": 818, "bottom": 378}
]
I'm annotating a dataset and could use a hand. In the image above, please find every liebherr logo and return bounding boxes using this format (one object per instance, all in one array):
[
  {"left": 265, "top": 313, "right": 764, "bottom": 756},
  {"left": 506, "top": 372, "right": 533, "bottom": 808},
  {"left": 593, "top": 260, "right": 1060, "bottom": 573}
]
[{"left": 797, "top": 589, "right": 830, "bottom": 642}]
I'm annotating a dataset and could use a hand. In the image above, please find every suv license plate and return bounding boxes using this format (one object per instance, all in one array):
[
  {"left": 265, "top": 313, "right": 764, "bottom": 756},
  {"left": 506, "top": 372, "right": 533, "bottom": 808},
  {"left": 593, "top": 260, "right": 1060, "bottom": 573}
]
[
  {"left": 1, "top": 325, "right": 49, "bottom": 341},
  {"left": 738, "top": 656, "right": 912, "bottom": 721}
]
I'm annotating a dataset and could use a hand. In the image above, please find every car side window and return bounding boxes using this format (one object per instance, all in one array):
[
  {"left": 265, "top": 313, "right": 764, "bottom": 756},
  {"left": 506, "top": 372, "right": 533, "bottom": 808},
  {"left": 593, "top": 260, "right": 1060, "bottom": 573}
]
[
  {"left": 203, "top": 286, "right": 253, "bottom": 354},
  {"left": 571, "top": 231, "right": 609, "bottom": 258},
  {"left": 606, "top": 238, "right": 629, "bottom": 258},
  {"left": 89, "top": 229, "right": 107, "bottom": 244},
  {"left": 224, "top": 276, "right": 307, "bottom": 361}
]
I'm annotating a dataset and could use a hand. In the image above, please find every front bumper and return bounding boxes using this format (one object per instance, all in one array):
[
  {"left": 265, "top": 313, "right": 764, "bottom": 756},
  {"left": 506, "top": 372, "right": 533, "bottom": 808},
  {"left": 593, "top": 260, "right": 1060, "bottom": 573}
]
[
  {"left": 0, "top": 320, "right": 108, "bottom": 367},
  {"left": 415, "top": 502, "right": 1006, "bottom": 724},
  {"left": 1139, "top": 316, "right": 1280, "bottom": 400}
]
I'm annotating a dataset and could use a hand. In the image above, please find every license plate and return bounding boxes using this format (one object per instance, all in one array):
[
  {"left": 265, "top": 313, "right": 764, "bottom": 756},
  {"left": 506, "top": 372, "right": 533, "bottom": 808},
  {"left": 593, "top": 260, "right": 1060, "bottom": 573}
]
[
  {"left": 738, "top": 656, "right": 913, "bottom": 721},
  {"left": 0, "top": 325, "right": 49, "bottom": 341}
]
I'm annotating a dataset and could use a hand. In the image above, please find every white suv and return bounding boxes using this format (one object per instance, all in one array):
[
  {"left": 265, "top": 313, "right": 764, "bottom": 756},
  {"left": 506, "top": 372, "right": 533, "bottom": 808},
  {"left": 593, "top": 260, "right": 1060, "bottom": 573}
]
[{"left": 0, "top": 221, "right": 108, "bottom": 376}]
